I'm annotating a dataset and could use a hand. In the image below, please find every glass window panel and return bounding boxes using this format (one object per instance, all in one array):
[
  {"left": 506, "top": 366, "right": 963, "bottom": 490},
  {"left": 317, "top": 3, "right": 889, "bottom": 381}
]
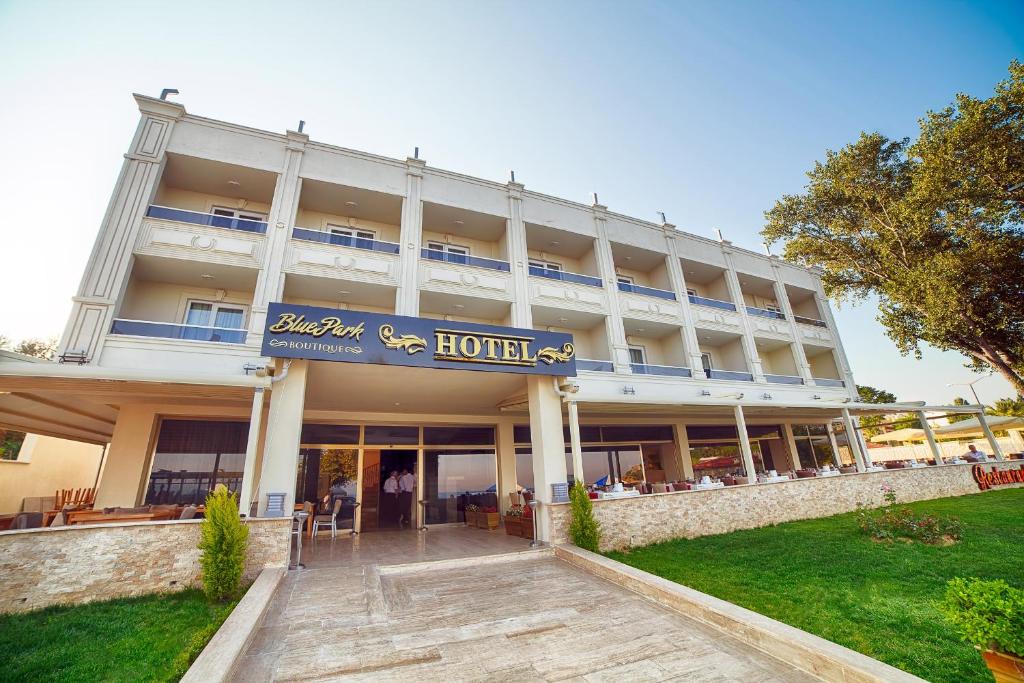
[
  {"left": 515, "top": 448, "right": 534, "bottom": 492},
  {"left": 185, "top": 302, "right": 212, "bottom": 326},
  {"left": 423, "top": 426, "right": 495, "bottom": 446},
  {"left": 423, "top": 449, "right": 497, "bottom": 524},
  {"left": 806, "top": 424, "right": 828, "bottom": 436},
  {"left": 300, "top": 423, "right": 360, "bottom": 445},
  {"left": 795, "top": 438, "right": 817, "bottom": 469},
  {"left": 363, "top": 425, "right": 419, "bottom": 445},
  {"left": 214, "top": 307, "right": 244, "bottom": 329},
  {"left": 601, "top": 425, "right": 674, "bottom": 443},
  {"left": 687, "top": 425, "right": 739, "bottom": 441},
  {"left": 628, "top": 347, "right": 646, "bottom": 365},
  {"left": 513, "top": 425, "right": 531, "bottom": 444},
  {"left": 811, "top": 437, "right": 835, "bottom": 467},
  {"left": 561, "top": 424, "right": 603, "bottom": 443},
  {"left": 690, "top": 443, "right": 741, "bottom": 479}
]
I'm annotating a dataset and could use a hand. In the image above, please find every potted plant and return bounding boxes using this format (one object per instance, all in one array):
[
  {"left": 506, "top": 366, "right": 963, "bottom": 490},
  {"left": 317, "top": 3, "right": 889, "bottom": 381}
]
[
  {"left": 480, "top": 506, "right": 500, "bottom": 530},
  {"left": 464, "top": 503, "right": 479, "bottom": 528},
  {"left": 942, "top": 577, "right": 1024, "bottom": 682},
  {"left": 504, "top": 504, "right": 524, "bottom": 536}
]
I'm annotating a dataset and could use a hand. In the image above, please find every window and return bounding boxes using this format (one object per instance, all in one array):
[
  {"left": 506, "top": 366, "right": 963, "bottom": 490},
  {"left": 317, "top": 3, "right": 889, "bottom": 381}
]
[
  {"left": 617, "top": 274, "right": 635, "bottom": 285},
  {"left": 185, "top": 301, "right": 246, "bottom": 329},
  {"left": 765, "top": 302, "right": 782, "bottom": 314},
  {"left": 686, "top": 287, "right": 697, "bottom": 297},
  {"left": 145, "top": 420, "right": 249, "bottom": 505},
  {"left": 701, "top": 352, "right": 714, "bottom": 371},
  {"left": 328, "top": 225, "right": 375, "bottom": 241},
  {"left": 528, "top": 259, "right": 562, "bottom": 273},
  {"left": 426, "top": 241, "right": 469, "bottom": 264},
  {"left": 791, "top": 424, "right": 837, "bottom": 469},
  {"left": 211, "top": 206, "right": 266, "bottom": 222},
  {"left": 628, "top": 345, "right": 647, "bottom": 365}
]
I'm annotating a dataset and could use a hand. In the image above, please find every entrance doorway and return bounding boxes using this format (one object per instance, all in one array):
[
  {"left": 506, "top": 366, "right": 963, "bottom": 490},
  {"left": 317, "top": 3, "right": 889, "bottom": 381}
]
[{"left": 359, "top": 449, "right": 418, "bottom": 531}]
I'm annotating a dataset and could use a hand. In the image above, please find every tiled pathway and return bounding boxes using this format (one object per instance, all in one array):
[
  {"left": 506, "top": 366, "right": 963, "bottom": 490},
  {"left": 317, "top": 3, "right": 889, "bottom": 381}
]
[{"left": 235, "top": 532, "right": 815, "bottom": 682}]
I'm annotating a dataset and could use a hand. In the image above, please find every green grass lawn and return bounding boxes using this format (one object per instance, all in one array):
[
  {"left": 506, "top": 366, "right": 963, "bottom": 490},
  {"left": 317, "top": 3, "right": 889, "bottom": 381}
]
[
  {"left": 606, "top": 488, "right": 1024, "bottom": 683},
  {"left": 0, "top": 590, "right": 237, "bottom": 683}
]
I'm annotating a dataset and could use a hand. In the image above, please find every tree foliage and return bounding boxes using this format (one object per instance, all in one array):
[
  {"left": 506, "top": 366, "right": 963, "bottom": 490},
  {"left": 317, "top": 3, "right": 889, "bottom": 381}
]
[
  {"left": 856, "top": 385, "right": 915, "bottom": 437},
  {"left": 988, "top": 396, "right": 1024, "bottom": 417},
  {"left": 568, "top": 481, "right": 601, "bottom": 552},
  {"left": 0, "top": 335, "right": 58, "bottom": 360},
  {"left": 198, "top": 484, "right": 248, "bottom": 602},
  {"left": 763, "top": 62, "right": 1024, "bottom": 396}
]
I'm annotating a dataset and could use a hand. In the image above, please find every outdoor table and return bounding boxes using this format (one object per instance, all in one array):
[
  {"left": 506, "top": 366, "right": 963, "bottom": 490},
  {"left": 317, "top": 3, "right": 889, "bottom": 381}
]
[
  {"left": 692, "top": 482, "right": 726, "bottom": 491},
  {"left": 597, "top": 490, "right": 641, "bottom": 499},
  {"left": 762, "top": 475, "right": 791, "bottom": 483},
  {"left": 909, "top": 463, "right": 928, "bottom": 468},
  {"left": 865, "top": 466, "right": 886, "bottom": 472},
  {"left": 817, "top": 470, "right": 840, "bottom": 478}
]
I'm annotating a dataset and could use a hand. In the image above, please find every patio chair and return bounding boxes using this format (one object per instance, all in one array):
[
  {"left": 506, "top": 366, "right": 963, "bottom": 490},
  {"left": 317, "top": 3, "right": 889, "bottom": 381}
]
[
  {"left": 312, "top": 498, "right": 343, "bottom": 538},
  {"left": 12, "top": 512, "right": 43, "bottom": 530},
  {"left": 178, "top": 505, "right": 198, "bottom": 520}
]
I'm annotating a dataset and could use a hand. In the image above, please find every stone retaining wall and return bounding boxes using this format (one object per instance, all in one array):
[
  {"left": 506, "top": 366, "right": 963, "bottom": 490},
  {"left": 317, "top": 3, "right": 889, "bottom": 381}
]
[
  {"left": 548, "top": 462, "right": 1024, "bottom": 551},
  {"left": 0, "top": 517, "right": 290, "bottom": 613}
]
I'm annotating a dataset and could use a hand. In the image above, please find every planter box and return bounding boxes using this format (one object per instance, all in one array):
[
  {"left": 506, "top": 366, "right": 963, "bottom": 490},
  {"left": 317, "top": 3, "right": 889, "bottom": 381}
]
[
  {"left": 981, "top": 648, "right": 1024, "bottom": 683},
  {"left": 521, "top": 517, "right": 535, "bottom": 539},
  {"left": 479, "top": 511, "right": 500, "bottom": 531},
  {"left": 464, "top": 510, "right": 479, "bottom": 527},
  {"left": 504, "top": 516, "right": 522, "bottom": 536}
]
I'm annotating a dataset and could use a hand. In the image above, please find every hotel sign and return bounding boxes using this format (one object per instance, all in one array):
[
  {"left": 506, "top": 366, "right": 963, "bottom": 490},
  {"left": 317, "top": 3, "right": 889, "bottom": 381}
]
[{"left": 261, "top": 302, "right": 576, "bottom": 376}]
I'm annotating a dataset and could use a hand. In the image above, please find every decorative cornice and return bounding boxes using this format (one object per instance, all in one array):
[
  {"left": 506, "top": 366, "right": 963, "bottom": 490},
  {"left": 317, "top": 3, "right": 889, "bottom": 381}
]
[{"left": 132, "top": 93, "right": 185, "bottom": 120}]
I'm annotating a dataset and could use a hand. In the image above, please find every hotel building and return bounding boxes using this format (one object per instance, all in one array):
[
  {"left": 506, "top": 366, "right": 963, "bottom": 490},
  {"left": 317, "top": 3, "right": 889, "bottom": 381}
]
[{"left": 0, "top": 93, "right": 1006, "bottom": 543}]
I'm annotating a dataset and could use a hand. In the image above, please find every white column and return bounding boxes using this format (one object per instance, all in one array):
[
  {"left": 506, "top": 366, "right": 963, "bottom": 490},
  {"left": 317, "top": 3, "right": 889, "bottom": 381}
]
[
  {"left": 813, "top": 284, "right": 858, "bottom": 399},
  {"left": 93, "top": 405, "right": 159, "bottom": 509},
  {"left": 60, "top": 95, "right": 184, "bottom": 362},
  {"left": 917, "top": 411, "right": 944, "bottom": 465},
  {"left": 782, "top": 423, "right": 802, "bottom": 470},
  {"left": 770, "top": 262, "right": 813, "bottom": 385},
  {"left": 664, "top": 232, "right": 706, "bottom": 377},
  {"left": 527, "top": 375, "right": 567, "bottom": 541},
  {"left": 249, "top": 130, "right": 307, "bottom": 345},
  {"left": 842, "top": 408, "right": 866, "bottom": 472},
  {"left": 673, "top": 422, "right": 694, "bottom": 479},
  {"left": 396, "top": 158, "right": 425, "bottom": 316},
  {"left": 256, "top": 360, "right": 309, "bottom": 516},
  {"left": 978, "top": 412, "right": 1005, "bottom": 460},
  {"left": 733, "top": 405, "right": 757, "bottom": 479},
  {"left": 592, "top": 203, "right": 631, "bottom": 372},
  {"left": 722, "top": 247, "right": 766, "bottom": 382},
  {"left": 496, "top": 420, "right": 518, "bottom": 513},
  {"left": 853, "top": 416, "right": 873, "bottom": 467},
  {"left": 567, "top": 400, "right": 584, "bottom": 484},
  {"left": 506, "top": 182, "right": 532, "bottom": 328},
  {"left": 826, "top": 422, "right": 843, "bottom": 467},
  {"left": 239, "top": 386, "right": 266, "bottom": 514}
]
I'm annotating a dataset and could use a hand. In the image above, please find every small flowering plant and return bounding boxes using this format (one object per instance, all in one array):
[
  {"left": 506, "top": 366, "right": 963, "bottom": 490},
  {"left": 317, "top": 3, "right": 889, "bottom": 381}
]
[
  {"left": 506, "top": 504, "right": 524, "bottom": 518},
  {"left": 856, "top": 485, "right": 963, "bottom": 545},
  {"left": 465, "top": 504, "right": 479, "bottom": 512}
]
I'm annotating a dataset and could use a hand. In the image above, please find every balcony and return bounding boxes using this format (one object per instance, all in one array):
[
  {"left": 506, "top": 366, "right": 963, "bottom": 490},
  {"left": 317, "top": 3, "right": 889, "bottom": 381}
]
[
  {"left": 706, "top": 369, "right": 754, "bottom": 382},
  {"left": 630, "top": 363, "right": 692, "bottom": 377},
  {"left": 814, "top": 378, "right": 846, "bottom": 388},
  {"left": 765, "top": 374, "right": 804, "bottom": 385},
  {"left": 618, "top": 282, "right": 676, "bottom": 301},
  {"left": 793, "top": 314, "right": 828, "bottom": 328},
  {"left": 146, "top": 206, "right": 267, "bottom": 234},
  {"left": 529, "top": 265, "right": 603, "bottom": 288},
  {"left": 421, "top": 248, "right": 510, "bottom": 273},
  {"left": 292, "top": 228, "right": 400, "bottom": 255},
  {"left": 746, "top": 306, "right": 786, "bottom": 321},
  {"left": 577, "top": 358, "right": 614, "bottom": 372},
  {"left": 110, "top": 319, "right": 247, "bottom": 344},
  {"left": 688, "top": 294, "right": 737, "bottom": 312}
]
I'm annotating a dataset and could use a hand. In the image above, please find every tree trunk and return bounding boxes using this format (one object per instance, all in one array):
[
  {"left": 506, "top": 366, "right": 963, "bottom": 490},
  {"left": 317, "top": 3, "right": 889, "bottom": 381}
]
[{"left": 974, "top": 339, "right": 1024, "bottom": 398}]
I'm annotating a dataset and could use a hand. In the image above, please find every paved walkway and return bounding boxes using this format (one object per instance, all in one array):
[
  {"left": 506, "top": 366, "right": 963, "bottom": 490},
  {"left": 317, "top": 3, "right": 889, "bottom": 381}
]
[{"left": 235, "top": 530, "right": 815, "bottom": 682}]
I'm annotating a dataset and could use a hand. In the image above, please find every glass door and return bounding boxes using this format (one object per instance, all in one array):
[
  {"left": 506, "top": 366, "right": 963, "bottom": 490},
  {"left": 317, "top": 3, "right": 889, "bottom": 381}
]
[{"left": 422, "top": 448, "right": 497, "bottom": 524}]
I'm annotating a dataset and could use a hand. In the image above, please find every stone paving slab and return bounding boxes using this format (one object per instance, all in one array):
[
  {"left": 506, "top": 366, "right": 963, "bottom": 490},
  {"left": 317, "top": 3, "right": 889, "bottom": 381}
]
[{"left": 234, "top": 551, "right": 817, "bottom": 682}]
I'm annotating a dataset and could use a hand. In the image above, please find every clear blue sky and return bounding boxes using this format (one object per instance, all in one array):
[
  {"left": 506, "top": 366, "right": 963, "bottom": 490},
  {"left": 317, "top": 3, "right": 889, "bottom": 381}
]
[{"left": 1, "top": 0, "right": 1021, "bottom": 403}]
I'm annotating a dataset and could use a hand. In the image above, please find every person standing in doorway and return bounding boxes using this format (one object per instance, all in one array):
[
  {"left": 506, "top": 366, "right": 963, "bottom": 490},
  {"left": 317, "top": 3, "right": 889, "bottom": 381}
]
[
  {"left": 398, "top": 468, "right": 415, "bottom": 528},
  {"left": 383, "top": 470, "right": 400, "bottom": 527}
]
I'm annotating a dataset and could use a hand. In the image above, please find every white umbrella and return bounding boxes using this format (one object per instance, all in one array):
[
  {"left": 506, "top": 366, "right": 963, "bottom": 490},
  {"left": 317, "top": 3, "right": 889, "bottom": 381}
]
[
  {"left": 869, "top": 427, "right": 925, "bottom": 443},
  {"left": 933, "top": 415, "right": 1024, "bottom": 438}
]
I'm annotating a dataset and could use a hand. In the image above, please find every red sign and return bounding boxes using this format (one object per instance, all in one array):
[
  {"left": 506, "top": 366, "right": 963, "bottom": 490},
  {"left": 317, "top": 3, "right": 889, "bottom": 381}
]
[{"left": 972, "top": 464, "right": 1024, "bottom": 491}]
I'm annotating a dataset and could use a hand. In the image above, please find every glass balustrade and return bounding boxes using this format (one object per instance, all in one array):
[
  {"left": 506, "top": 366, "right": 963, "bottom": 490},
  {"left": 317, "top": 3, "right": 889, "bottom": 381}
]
[
  {"left": 292, "top": 228, "right": 400, "bottom": 254},
  {"left": 813, "top": 377, "right": 846, "bottom": 388},
  {"left": 793, "top": 314, "right": 828, "bottom": 328},
  {"left": 576, "top": 359, "right": 614, "bottom": 372},
  {"left": 527, "top": 265, "right": 603, "bottom": 288},
  {"left": 421, "top": 248, "right": 510, "bottom": 272},
  {"left": 146, "top": 205, "right": 267, "bottom": 234},
  {"left": 110, "top": 319, "right": 247, "bottom": 344},
  {"left": 687, "top": 294, "right": 737, "bottom": 312},
  {"left": 706, "top": 369, "right": 754, "bottom": 382},
  {"left": 746, "top": 306, "right": 786, "bottom": 320},
  {"left": 617, "top": 282, "right": 676, "bottom": 301},
  {"left": 765, "top": 374, "right": 804, "bottom": 385},
  {"left": 629, "top": 363, "right": 692, "bottom": 377}
]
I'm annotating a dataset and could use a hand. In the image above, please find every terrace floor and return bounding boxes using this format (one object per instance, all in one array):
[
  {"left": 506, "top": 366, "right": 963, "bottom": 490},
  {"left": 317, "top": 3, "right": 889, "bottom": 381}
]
[{"left": 237, "top": 528, "right": 816, "bottom": 682}]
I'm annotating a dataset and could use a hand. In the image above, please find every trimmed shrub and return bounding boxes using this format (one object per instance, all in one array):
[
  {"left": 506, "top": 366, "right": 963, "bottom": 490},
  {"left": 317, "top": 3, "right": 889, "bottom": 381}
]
[
  {"left": 568, "top": 481, "right": 601, "bottom": 552},
  {"left": 198, "top": 484, "right": 248, "bottom": 601},
  {"left": 942, "top": 577, "right": 1024, "bottom": 658}
]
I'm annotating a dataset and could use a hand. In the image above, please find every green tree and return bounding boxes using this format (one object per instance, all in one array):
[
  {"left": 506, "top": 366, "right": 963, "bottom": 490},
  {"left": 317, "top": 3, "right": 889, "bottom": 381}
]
[
  {"left": 989, "top": 396, "right": 1024, "bottom": 417},
  {"left": 856, "top": 385, "right": 909, "bottom": 438},
  {"left": 198, "top": 484, "right": 248, "bottom": 601},
  {"left": 762, "top": 62, "right": 1024, "bottom": 396},
  {"left": 0, "top": 335, "right": 58, "bottom": 360},
  {"left": 568, "top": 481, "right": 601, "bottom": 552},
  {"left": 947, "top": 397, "right": 975, "bottom": 424}
]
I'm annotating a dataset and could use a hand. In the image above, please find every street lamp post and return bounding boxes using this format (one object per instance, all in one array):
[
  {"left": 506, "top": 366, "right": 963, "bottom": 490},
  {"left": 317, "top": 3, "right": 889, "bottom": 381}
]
[{"left": 946, "top": 374, "right": 992, "bottom": 407}]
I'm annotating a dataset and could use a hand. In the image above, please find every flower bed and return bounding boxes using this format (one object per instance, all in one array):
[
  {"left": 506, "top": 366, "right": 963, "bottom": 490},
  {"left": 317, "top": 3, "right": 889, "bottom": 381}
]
[{"left": 857, "top": 484, "right": 963, "bottom": 545}]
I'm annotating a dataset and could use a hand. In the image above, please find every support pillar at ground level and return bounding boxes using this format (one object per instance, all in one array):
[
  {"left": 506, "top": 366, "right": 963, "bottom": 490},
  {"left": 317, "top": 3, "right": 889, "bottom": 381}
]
[
  {"left": 734, "top": 405, "right": 757, "bottom": 480},
  {"left": 527, "top": 376, "right": 567, "bottom": 541},
  {"left": 978, "top": 412, "right": 1005, "bottom": 460},
  {"left": 672, "top": 423, "right": 695, "bottom": 480},
  {"left": 917, "top": 411, "right": 944, "bottom": 465},
  {"left": 842, "top": 408, "right": 866, "bottom": 472},
  {"left": 94, "top": 405, "right": 159, "bottom": 509},
  {"left": 257, "top": 360, "right": 308, "bottom": 516},
  {"left": 496, "top": 420, "right": 517, "bottom": 514},
  {"left": 782, "top": 424, "right": 802, "bottom": 471},
  {"left": 239, "top": 387, "right": 266, "bottom": 515}
]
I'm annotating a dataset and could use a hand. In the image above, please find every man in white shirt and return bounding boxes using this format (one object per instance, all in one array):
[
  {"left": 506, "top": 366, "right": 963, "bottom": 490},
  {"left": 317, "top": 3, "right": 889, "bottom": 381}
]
[
  {"left": 383, "top": 470, "right": 400, "bottom": 526},
  {"left": 398, "top": 468, "right": 416, "bottom": 528},
  {"left": 962, "top": 444, "right": 988, "bottom": 462}
]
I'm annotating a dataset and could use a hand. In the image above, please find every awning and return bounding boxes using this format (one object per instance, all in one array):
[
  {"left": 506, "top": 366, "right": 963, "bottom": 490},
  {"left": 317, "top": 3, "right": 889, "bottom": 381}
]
[
  {"left": 0, "top": 359, "right": 270, "bottom": 444},
  {"left": 869, "top": 428, "right": 925, "bottom": 443},
  {"left": 933, "top": 415, "right": 1024, "bottom": 438}
]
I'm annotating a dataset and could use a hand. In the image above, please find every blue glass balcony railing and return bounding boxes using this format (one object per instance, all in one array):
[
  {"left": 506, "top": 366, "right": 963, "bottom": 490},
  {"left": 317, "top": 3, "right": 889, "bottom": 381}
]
[
  {"left": 617, "top": 282, "right": 676, "bottom": 301},
  {"left": 814, "top": 377, "right": 846, "bottom": 388},
  {"left": 577, "top": 358, "right": 614, "bottom": 372},
  {"left": 528, "top": 265, "right": 603, "bottom": 288},
  {"left": 421, "top": 248, "right": 511, "bottom": 273},
  {"left": 146, "top": 205, "right": 267, "bottom": 234},
  {"left": 687, "top": 294, "right": 737, "bottom": 312},
  {"left": 765, "top": 374, "right": 804, "bottom": 385},
  {"left": 110, "top": 319, "right": 247, "bottom": 344},
  {"left": 630, "top": 363, "right": 692, "bottom": 377},
  {"left": 746, "top": 306, "right": 786, "bottom": 320},
  {"left": 706, "top": 369, "right": 754, "bottom": 382},
  {"left": 793, "top": 314, "right": 828, "bottom": 328},
  {"left": 292, "top": 228, "right": 400, "bottom": 254}
]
